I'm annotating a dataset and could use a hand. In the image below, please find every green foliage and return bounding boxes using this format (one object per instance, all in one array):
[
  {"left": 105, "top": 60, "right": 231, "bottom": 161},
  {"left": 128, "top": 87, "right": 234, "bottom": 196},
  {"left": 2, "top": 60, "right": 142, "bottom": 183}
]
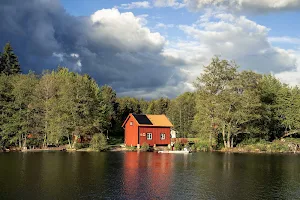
[
  {"left": 236, "top": 139, "right": 292, "bottom": 152},
  {"left": 90, "top": 133, "right": 107, "bottom": 151},
  {"left": 174, "top": 142, "right": 182, "bottom": 150},
  {"left": 107, "top": 137, "right": 124, "bottom": 145},
  {"left": 0, "top": 42, "right": 21, "bottom": 75},
  {"left": 167, "top": 92, "right": 196, "bottom": 138},
  {"left": 141, "top": 142, "right": 149, "bottom": 151},
  {"left": 74, "top": 143, "right": 89, "bottom": 150},
  {"left": 191, "top": 141, "right": 210, "bottom": 151},
  {"left": 1, "top": 47, "right": 300, "bottom": 153},
  {"left": 126, "top": 146, "right": 137, "bottom": 151},
  {"left": 193, "top": 56, "right": 263, "bottom": 148}
]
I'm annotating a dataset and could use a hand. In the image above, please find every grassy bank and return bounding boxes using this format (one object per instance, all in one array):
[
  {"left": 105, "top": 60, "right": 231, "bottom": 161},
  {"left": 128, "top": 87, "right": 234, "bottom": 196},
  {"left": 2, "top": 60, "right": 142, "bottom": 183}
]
[{"left": 219, "top": 138, "right": 300, "bottom": 153}]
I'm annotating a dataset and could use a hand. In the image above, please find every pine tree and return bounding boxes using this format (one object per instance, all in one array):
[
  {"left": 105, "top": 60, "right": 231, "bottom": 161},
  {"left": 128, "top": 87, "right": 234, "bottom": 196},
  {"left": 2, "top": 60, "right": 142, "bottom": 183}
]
[
  {"left": 0, "top": 52, "right": 4, "bottom": 73},
  {"left": 0, "top": 42, "right": 21, "bottom": 75}
]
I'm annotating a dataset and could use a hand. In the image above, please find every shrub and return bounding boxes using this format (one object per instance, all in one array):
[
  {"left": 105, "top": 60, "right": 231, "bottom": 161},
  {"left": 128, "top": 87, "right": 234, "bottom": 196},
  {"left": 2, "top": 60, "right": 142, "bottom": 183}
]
[
  {"left": 194, "top": 141, "right": 210, "bottom": 151},
  {"left": 141, "top": 142, "right": 149, "bottom": 151},
  {"left": 74, "top": 143, "right": 89, "bottom": 150},
  {"left": 174, "top": 142, "right": 182, "bottom": 150},
  {"left": 90, "top": 133, "right": 107, "bottom": 151}
]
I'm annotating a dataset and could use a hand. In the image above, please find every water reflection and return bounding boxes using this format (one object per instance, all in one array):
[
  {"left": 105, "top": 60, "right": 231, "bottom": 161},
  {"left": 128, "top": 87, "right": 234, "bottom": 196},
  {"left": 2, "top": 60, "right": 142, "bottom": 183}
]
[
  {"left": 123, "top": 152, "right": 174, "bottom": 199},
  {"left": 1, "top": 152, "right": 300, "bottom": 199}
]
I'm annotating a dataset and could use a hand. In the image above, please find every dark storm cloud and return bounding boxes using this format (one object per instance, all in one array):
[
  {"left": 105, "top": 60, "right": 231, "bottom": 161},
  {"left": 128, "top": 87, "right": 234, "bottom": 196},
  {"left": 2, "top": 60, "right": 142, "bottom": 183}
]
[{"left": 0, "top": 0, "right": 184, "bottom": 95}]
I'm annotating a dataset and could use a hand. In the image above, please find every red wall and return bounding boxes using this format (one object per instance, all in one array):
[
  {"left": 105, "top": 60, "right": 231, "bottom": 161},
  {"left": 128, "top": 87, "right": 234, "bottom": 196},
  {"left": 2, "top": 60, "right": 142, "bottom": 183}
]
[
  {"left": 139, "top": 126, "right": 171, "bottom": 146},
  {"left": 124, "top": 115, "right": 138, "bottom": 146}
]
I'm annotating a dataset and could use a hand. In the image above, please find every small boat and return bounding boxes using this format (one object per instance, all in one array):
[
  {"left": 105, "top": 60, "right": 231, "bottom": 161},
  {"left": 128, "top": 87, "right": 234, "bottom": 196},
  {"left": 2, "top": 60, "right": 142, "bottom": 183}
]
[
  {"left": 158, "top": 150, "right": 190, "bottom": 154},
  {"left": 158, "top": 148, "right": 191, "bottom": 154}
]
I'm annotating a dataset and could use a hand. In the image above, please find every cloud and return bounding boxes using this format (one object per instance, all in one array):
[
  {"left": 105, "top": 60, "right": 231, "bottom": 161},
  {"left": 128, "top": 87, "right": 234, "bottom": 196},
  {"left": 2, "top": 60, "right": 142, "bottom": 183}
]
[
  {"left": 176, "top": 11, "right": 297, "bottom": 73},
  {"left": 1, "top": 0, "right": 299, "bottom": 98},
  {"left": 184, "top": 0, "right": 300, "bottom": 13},
  {"left": 70, "top": 53, "right": 79, "bottom": 58},
  {"left": 117, "top": 1, "right": 152, "bottom": 9},
  {"left": 268, "top": 36, "right": 300, "bottom": 45},
  {"left": 155, "top": 23, "right": 175, "bottom": 29},
  {"left": 0, "top": 0, "right": 187, "bottom": 98},
  {"left": 153, "top": 0, "right": 186, "bottom": 8},
  {"left": 90, "top": 8, "right": 165, "bottom": 52}
]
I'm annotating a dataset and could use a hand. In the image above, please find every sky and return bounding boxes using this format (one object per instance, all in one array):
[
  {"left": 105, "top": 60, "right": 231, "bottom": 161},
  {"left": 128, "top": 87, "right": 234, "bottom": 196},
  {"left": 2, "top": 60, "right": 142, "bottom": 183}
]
[{"left": 1, "top": 0, "right": 300, "bottom": 99}]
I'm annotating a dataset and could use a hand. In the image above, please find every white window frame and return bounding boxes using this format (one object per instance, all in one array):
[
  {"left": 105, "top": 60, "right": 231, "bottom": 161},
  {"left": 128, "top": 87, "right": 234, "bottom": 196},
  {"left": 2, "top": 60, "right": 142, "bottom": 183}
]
[
  {"left": 160, "top": 133, "right": 166, "bottom": 140},
  {"left": 130, "top": 121, "right": 133, "bottom": 126},
  {"left": 146, "top": 133, "right": 152, "bottom": 140}
]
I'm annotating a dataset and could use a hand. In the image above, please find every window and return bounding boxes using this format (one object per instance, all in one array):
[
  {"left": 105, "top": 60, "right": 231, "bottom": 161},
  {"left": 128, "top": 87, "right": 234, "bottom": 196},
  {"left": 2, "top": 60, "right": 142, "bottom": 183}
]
[
  {"left": 130, "top": 121, "right": 133, "bottom": 126},
  {"left": 160, "top": 133, "right": 166, "bottom": 140},
  {"left": 147, "top": 133, "right": 152, "bottom": 140}
]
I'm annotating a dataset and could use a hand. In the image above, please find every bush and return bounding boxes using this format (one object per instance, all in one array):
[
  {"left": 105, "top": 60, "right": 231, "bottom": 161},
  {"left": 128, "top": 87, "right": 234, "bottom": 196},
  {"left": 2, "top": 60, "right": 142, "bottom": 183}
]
[
  {"left": 74, "top": 143, "right": 89, "bottom": 150},
  {"left": 266, "top": 142, "right": 289, "bottom": 152},
  {"left": 141, "top": 142, "right": 149, "bottom": 151},
  {"left": 174, "top": 142, "right": 182, "bottom": 150},
  {"left": 193, "top": 141, "right": 210, "bottom": 151},
  {"left": 90, "top": 133, "right": 107, "bottom": 151}
]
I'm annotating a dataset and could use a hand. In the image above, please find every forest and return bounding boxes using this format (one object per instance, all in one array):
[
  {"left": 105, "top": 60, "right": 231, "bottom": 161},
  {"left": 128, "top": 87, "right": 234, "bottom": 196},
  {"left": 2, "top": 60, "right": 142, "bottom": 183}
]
[{"left": 1, "top": 42, "right": 300, "bottom": 151}]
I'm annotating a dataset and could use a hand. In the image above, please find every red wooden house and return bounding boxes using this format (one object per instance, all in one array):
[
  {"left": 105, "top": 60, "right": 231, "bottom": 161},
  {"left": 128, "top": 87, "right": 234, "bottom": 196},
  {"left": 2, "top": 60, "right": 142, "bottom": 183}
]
[{"left": 122, "top": 114, "right": 173, "bottom": 147}]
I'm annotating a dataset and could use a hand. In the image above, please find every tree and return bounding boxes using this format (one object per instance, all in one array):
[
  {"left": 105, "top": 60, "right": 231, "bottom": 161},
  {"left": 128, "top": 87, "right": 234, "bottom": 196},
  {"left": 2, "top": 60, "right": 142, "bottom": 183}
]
[
  {"left": 167, "top": 92, "right": 196, "bottom": 138},
  {"left": 222, "top": 71, "right": 262, "bottom": 148},
  {"left": 0, "top": 42, "right": 21, "bottom": 75},
  {"left": 193, "top": 57, "right": 262, "bottom": 148},
  {"left": 256, "top": 75, "right": 284, "bottom": 140},
  {"left": 0, "top": 74, "right": 14, "bottom": 147},
  {"left": 193, "top": 56, "right": 237, "bottom": 147},
  {"left": 10, "top": 73, "right": 38, "bottom": 148},
  {"left": 275, "top": 85, "right": 300, "bottom": 139},
  {"left": 90, "top": 133, "right": 107, "bottom": 151},
  {"left": 99, "top": 85, "right": 117, "bottom": 136}
]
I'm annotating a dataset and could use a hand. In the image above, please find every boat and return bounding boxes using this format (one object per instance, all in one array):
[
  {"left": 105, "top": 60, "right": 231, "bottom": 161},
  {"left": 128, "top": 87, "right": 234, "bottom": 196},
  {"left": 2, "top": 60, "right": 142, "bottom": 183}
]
[
  {"left": 158, "top": 148, "right": 191, "bottom": 154},
  {"left": 158, "top": 150, "right": 191, "bottom": 154}
]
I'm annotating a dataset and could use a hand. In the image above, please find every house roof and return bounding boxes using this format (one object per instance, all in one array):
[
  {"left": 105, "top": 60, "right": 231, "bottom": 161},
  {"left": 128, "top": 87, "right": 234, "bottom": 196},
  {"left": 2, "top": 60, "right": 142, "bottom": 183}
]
[
  {"left": 132, "top": 114, "right": 152, "bottom": 125},
  {"left": 146, "top": 114, "right": 173, "bottom": 127},
  {"left": 122, "top": 113, "right": 173, "bottom": 127}
]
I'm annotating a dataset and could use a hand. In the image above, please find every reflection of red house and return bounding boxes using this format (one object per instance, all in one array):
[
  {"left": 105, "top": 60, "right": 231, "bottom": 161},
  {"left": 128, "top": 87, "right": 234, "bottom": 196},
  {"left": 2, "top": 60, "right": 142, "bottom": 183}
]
[
  {"left": 123, "top": 152, "right": 174, "bottom": 199},
  {"left": 122, "top": 114, "right": 173, "bottom": 147}
]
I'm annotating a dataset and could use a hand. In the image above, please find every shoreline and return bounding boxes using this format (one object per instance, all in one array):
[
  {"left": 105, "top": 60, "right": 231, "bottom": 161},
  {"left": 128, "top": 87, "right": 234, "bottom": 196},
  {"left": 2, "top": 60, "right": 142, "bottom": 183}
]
[{"left": 1, "top": 147, "right": 299, "bottom": 154}]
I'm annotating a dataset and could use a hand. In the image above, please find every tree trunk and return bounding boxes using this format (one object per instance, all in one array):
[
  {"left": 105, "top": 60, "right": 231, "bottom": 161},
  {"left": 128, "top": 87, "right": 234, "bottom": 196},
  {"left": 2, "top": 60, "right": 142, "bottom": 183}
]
[
  {"left": 23, "top": 134, "right": 27, "bottom": 148},
  {"left": 19, "top": 136, "right": 22, "bottom": 149},
  {"left": 67, "top": 135, "right": 72, "bottom": 149},
  {"left": 179, "top": 108, "right": 182, "bottom": 137},
  {"left": 231, "top": 135, "right": 234, "bottom": 148},
  {"left": 222, "top": 124, "right": 226, "bottom": 147},
  {"left": 209, "top": 132, "right": 212, "bottom": 148},
  {"left": 227, "top": 125, "right": 231, "bottom": 148}
]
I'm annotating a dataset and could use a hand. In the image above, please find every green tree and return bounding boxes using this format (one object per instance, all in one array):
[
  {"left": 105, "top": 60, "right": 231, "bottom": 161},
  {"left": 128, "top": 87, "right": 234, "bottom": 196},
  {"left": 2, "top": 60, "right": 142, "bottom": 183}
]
[
  {"left": 0, "top": 75, "right": 14, "bottom": 147},
  {"left": 193, "top": 56, "right": 237, "bottom": 147},
  {"left": 90, "top": 133, "right": 107, "bottom": 151},
  {"left": 0, "top": 42, "right": 21, "bottom": 75},
  {"left": 10, "top": 73, "right": 38, "bottom": 148},
  {"left": 167, "top": 92, "right": 196, "bottom": 138}
]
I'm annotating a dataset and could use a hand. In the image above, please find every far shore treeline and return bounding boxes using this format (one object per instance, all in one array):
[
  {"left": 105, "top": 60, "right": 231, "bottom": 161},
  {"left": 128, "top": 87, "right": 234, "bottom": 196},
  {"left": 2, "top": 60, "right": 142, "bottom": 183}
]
[{"left": 1, "top": 42, "right": 300, "bottom": 151}]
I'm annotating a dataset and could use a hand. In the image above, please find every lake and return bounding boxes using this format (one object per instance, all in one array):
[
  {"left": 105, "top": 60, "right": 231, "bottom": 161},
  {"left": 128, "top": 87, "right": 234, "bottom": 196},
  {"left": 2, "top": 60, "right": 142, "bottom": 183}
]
[{"left": 0, "top": 152, "right": 300, "bottom": 199}]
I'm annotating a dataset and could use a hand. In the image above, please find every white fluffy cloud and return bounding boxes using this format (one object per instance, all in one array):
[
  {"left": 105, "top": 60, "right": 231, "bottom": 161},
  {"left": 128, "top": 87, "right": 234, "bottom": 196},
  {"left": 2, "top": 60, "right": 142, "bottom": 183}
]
[
  {"left": 176, "top": 11, "right": 297, "bottom": 73},
  {"left": 2, "top": 0, "right": 300, "bottom": 98},
  {"left": 160, "top": 10, "right": 300, "bottom": 88},
  {"left": 117, "top": 1, "right": 151, "bottom": 9},
  {"left": 90, "top": 8, "right": 165, "bottom": 52},
  {"left": 184, "top": 0, "right": 300, "bottom": 12},
  {"left": 275, "top": 49, "right": 300, "bottom": 85}
]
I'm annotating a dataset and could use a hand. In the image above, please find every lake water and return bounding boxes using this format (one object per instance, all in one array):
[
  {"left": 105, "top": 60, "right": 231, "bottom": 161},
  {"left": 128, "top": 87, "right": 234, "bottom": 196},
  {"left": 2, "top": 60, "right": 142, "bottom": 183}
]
[{"left": 0, "top": 152, "right": 300, "bottom": 200}]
